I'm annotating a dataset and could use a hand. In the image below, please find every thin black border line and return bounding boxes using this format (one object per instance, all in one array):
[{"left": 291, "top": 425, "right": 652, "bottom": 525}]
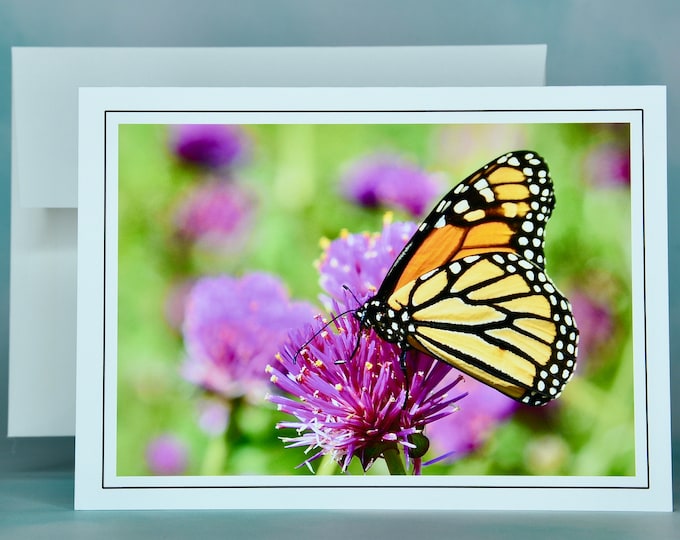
[
  {"left": 101, "top": 107, "right": 649, "bottom": 492},
  {"left": 102, "top": 110, "right": 108, "bottom": 490},
  {"left": 640, "top": 108, "right": 651, "bottom": 487}
]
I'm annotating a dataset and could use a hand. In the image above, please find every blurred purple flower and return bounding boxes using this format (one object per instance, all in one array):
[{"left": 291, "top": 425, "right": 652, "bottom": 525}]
[
  {"left": 267, "top": 304, "right": 466, "bottom": 474},
  {"left": 146, "top": 434, "right": 188, "bottom": 475},
  {"left": 170, "top": 124, "right": 248, "bottom": 169},
  {"left": 197, "top": 398, "right": 230, "bottom": 436},
  {"left": 340, "top": 154, "right": 443, "bottom": 217},
  {"left": 164, "top": 279, "right": 195, "bottom": 332},
  {"left": 316, "top": 218, "right": 417, "bottom": 310},
  {"left": 173, "top": 181, "right": 254, "bottom": 250},
  {"left": 426, "top": 375, "right": 517, "bottom": 459},
  {"left": 570, "top": 290, "right": 614, "bottom": 361},
  {"left": 182, "top": 272, "right": 317, "bottom": 401},
  {"left": 582, "top": 142, "right": 630, "bottom": 187}
]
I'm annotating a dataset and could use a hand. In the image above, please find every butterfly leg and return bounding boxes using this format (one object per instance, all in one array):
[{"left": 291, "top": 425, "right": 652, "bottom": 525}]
[
  {"left": 334, "top": 327, "right": 365, "bottom": 365},
  {"left": 399, "top": 347, "right": 410, "bottom": 407}
]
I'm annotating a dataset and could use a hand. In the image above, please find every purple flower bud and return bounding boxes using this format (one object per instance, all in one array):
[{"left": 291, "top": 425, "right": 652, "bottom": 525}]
[
  {"left": 170, "top": 124, "right": 248, "bottom": 169},
  {"left": 173, "top": 181, "right": 254, "bottom": 251},
  {"left": 146, "top": 434, "right": 188, "bottom": 475},
  {"left": 341, "top": 154, "right": 443, "bottom": 217},
  {"left": 197, "top": 399, "right": 230, "bottom": 436},
  {"left": 582, "top": 143, "right": 630, "bottom": 187},
  {"left": 570, "top": 290, "right": 614, "bottom": 361}
]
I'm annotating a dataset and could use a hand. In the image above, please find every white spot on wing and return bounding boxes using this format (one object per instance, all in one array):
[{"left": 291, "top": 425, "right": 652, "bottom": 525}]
[
  {"left": 436, "top": 199, "right": 452, "bottom": 213},
  {"left": 453, "top": 200, "right": 470, "bottom": 214},
  {"left": 420, "top": 268, "right": 438, "bottom": 281},
  {"left": 479, "top": 188, "right": 495, "bottom": 202}
]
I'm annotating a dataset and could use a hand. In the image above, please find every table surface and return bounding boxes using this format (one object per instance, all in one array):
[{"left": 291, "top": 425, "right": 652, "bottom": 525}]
[{"left": 0, "top": 471, "right": 677, "bottom": 539}]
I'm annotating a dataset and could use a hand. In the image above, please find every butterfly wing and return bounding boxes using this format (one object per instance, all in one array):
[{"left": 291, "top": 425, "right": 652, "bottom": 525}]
[
  {"left": 378, "top": 150, "right": 555, "bottom": 297},
  {"left": 386, "top": 252, "right": 578, "bottom": 405}
]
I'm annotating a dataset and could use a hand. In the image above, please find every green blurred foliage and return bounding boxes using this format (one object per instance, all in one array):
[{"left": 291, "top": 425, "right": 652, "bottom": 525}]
[{"left": 117, "top": 122, "right": 634, "bottom": 477}]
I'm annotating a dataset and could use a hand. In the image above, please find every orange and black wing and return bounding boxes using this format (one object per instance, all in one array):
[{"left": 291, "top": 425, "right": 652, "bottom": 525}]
[{"left": 377, "top": 150, "right": 555, "bottom": 297}]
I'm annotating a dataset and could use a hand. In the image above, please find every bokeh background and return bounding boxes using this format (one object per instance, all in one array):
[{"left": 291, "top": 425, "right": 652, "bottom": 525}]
[{"left": 117, "top": 121, "right": 633, "bottom": 477}]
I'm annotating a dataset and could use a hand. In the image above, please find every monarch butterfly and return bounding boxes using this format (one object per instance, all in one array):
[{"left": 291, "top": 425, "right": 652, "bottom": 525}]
[{"left": 354, "top": 150, "right": 578, "bottom": 406}]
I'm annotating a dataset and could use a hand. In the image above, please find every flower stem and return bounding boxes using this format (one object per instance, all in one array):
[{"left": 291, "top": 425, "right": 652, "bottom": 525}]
[
  {"left": 317, "top": 453, "right": 339, "bottom": 476},
  {"left": 382, "top": 444, "right": 407, "bottom": 475},
  {"left": 218, "top": 396, "right": 243, "bottom": 474},
  {"left": 200, "top": 436, "right": 227, "bottom": 476}
]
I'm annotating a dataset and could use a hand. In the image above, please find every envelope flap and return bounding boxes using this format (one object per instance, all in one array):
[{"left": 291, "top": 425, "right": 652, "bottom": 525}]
[{"left": 12, "top": 46, "right": 546, "bottom": 209}]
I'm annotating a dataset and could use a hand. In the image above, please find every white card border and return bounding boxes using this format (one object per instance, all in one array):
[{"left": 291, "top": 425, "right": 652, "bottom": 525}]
[{"left": 76, "top": 86, "right": 670, "bottom": 511}]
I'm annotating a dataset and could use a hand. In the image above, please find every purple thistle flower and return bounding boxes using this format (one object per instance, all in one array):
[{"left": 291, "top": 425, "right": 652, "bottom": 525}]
[
  {"left": 582, "top": 142, "right": 630, "bottom": 188},
  {"left": 340, "top": 154, "right": 443, "bottom": 217},
  {"left": 267, "top": 301, "right": 466, "bottom": 474},
  {"left": 426, "top": 376, "right": 518, "bottom": 459},
  {"left": 146, "top": 434, "right": 188, "bottom": 475},
  {"left": 170, "top": 124, "right": 248, "bottom": 169},
  {"left": 173, "top": 181, "right": 254, "bottom": 251},
  {"left": 316, "top": 218, "right": 417, "bottom": 310},
  {"left": 570, "top": 290, "right": 614, "bottom": 361},
  {"left": 182, "top": 272, "right": 318, "bottom": 401}
]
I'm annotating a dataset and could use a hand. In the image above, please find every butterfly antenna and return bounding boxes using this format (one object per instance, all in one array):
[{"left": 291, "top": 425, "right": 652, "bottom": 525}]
[
  {"left": 341, "top": 284, "right": 363, "bottom": 308},
  {"left": 293, "top": 307, "right": 357, "bottom": 363},
  {"left": 344, "top": 284, "right": 373, "bottom": 362}
]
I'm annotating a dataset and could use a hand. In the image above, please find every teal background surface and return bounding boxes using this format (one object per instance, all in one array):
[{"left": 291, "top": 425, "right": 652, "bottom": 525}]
[{"left": 0, "top": 0, "right": 677, "bottom": 536}]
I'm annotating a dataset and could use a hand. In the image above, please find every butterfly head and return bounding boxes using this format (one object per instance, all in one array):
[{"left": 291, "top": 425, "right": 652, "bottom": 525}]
[{"left": 354, "top": 296, "right": 410, "bottom": 346}]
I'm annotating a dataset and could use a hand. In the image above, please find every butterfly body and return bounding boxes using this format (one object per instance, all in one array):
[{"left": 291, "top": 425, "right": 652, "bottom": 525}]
[{"left": 354, "top": 151, "right": 578, "bottom": 406}]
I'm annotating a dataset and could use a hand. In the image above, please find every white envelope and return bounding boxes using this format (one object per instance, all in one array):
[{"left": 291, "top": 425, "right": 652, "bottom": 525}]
[{"left": 9, "top": 45, "right": 546, "bottom": 436}]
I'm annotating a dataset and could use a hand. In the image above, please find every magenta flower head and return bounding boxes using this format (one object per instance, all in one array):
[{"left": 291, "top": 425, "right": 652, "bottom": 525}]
[
  {"left": 582, "top": 142, "right": 630, "bottom": 188},
  {"left": 146, "top": 434, "right": 188, "bottom": 475},
  {"left": 173, "top": 181, "right": 254, "bottom": 251},
  {"left": 340, "top": 154, "right": 443, "bottom": 217},
  {"left": 267, "top": 302, "right": 466, "bottom": 474},
  {"left": 569, "top": 290, "right": 614, "bottom": 361},
  {"left": 169, "top": 124, "right": 249, "bottom": 169},
  {"left": 182, "top": 272, "right": 317, "bottom": 401},
  {"left": 316, "top": 217, "right": 418, "bottom": 310}
]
